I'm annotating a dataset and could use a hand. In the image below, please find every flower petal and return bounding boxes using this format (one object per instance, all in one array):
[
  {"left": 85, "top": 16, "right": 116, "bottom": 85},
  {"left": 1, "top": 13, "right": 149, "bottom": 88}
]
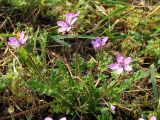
[
  {"left": 66, "top": 26, "right": 72, "bottom": 32},
  {"left": 71, "top": 17, "right": 77, "bottom": 25},
  {"left": 111, "top": 105, "right": 116, "bottom": 111},
  {"left": 57, "top": 21, "right": 67, "bottom": 27},
  {"left": 124, "top": 57, "right": 132, "bottom": 65},
  {"left": 74, "top": 11, "right": 80, "bottom": 17},
  {"left": 124, "top": 65, "right": 132, "bottom": 71},
  {"left": 58, "top": 27, "right": 67, "bottom": 33},
  {"left": 150, "top": 116, "right": 156, "bottom": 120},
  {"left": 95, "top": 37, "right": 101, "bottom": 42},
  {"left": 21, "top": 36, "right": 28, "bottom": 44},
  {"left": 138, "top": 118, "right": 145, "bottom": 120},
  {"left": 59, "top": 117, "right": 67, "bottom": 120},
  {"left": 108, "top": 63, "right": 119, "bottom": 69},
  {"left": 116, "top": 67, "right": 123, "bottom": 74},
  {"left": 91, "top": 40, "right": 100, "bottom": 48},
  {"left": 9, "top": 37, "right": 17, "bottom": 42},
  {"left": 116, "top": 53, "right": 124, "bottom": 63},
  {"left": 101, "top": 37, "right": 108, "bottom": 46},
  {"left": 20, "top": 31, "right": 25, "bottom": 39},
  {"left": 66, "top": 13, "right": 73, "bottom": 24},
  {"left": 44, "top": 117, "right": 53, "bottom": 120},
  {"left": 8, "top": 37, "right": 20, "bottom": 47}
]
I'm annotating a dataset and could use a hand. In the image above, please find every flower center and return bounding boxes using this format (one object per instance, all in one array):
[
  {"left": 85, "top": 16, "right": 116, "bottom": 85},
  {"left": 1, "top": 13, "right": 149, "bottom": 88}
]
[{"left": 119, "top": 61, "right": 125, "bottom": 68}]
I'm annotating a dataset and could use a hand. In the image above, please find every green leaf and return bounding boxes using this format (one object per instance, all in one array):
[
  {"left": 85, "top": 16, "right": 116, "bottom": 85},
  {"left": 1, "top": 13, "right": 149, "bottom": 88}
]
[
  {"left": 27, "top": 80, "right": 54, "bottom": 96},
  {"left": 150, "top": 64, "right": 159, "bottom": 100},
  {"left": 100, "top": 0, "right": 129, "bottom": 6},
  {"left": 0, "top": 33, "right": 13, "bottom": 37},
  {"left": 0, "top": 42, "right": 3, "bottom": 48},
  {"left": 117, "top": 70, "right": 149, "bottom": 93},
  {"left": 49, "top": 35, "right": 71, "bottom": 47},
  {"left": 157, "top": 98, "right": 160, "bottom": 120},
  {"left": 100, "top": 6, "right": 128, "bottom": 24},
  {"left": 49, "top": 34, "right": 96, "bottom": 40},
  {"left": 87, "top": 5, "right": 128, "bottom": 33},
  {"left": 18, "top": 47, "right": 28, "bottom": 62}
]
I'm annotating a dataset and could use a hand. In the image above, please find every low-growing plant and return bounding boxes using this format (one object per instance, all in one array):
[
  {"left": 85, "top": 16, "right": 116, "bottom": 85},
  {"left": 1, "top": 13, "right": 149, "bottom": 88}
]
[{"left": 0, "top": 1, "right": 159, "bottom": 120}]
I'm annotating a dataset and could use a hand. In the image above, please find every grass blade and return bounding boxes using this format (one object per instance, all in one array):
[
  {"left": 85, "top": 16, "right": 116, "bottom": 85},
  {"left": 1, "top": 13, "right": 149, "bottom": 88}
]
[
  {"left": 100, "top": 0, "right": 129, "bottom": 6},
  {"left": 157, "top": 98, "right": 160, "bottom": 120},
  {"left": 150, "top": 64, "right": 159, "bottom": 100},
  {"left": 87, "top": 6, "right": 128, "bottom": 33},
  {"left": 50, "top": 35, "right": 71, "bottom": 47}
]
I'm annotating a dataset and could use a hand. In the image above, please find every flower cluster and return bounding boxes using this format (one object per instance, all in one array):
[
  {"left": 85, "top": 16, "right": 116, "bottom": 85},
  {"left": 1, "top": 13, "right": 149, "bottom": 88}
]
[
  {"left": 8, "top": 12, "right": 80, "bottom": 48},
  {"left": 91, "top": 36, "right": 132, "bottom": 74}
]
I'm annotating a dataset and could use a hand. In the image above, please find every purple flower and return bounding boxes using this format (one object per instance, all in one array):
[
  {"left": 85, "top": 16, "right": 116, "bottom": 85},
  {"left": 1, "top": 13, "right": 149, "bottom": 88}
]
[
  {"left": 150, "top": 116, "right": 156, "bottom": 120},
  {"left": 108, "top": 53, "right": 132, "bottom": 74},
  {"left": 110, "top": 105, "right": 116, "bottom": 114},
  {"left": 91, "top": 36, "right": 108, "bottom": 49},
  {"left": 8, "top": 31, "right": 28, "bottom": 48},
  {"left": 57, "top": 12, "right": 80, "bottom": 33},
  {"left": 138, "top": 118, "right": 145, "bottom": 120},
  {"left": 111, "top": 105, "right": 116, "bottom": 111},
  {"left": 44, "top": 117, "right": 53, "bottom": 120},
  {"left": 59, "top": 117, "right": 67, "bottom": 120},
  {"left": 44, "top": 117, "right": 66, "bottom": 120}
]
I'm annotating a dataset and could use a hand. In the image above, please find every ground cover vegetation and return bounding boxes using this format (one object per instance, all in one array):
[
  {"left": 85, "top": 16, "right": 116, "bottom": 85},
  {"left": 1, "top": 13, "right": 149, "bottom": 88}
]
[{"left": 0, "top": 0, "right": 160, "bottom": 120}]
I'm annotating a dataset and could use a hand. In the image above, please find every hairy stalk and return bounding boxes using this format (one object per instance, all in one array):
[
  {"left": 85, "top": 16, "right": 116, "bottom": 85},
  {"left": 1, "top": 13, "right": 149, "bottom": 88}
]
[
  {"left": 75, "top": 39, "right": 79, "bottom": 76},
  {"left": 27, "top": 54, "right": 48, "bottom": 85},
  {"left": 1, "top": 102, "right": 52, "bottom": 120},
  {"left": 95, "top": 49, "right": 104, "bottom": 87}
]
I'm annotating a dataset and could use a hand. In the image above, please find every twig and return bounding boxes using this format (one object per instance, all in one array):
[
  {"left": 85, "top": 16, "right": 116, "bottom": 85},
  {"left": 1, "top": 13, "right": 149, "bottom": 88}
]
[{"left": 0, "top": 102, "right": 52, "bottom": 120}]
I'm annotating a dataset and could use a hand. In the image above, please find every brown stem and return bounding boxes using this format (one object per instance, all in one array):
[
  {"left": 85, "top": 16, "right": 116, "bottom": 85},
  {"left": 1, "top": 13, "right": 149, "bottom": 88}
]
[
  {"left": 75, "top": 39, "right": 79, "bottom": 76},
  {"left": 0, "top": 102, "right": 52, "bottom": 120}
]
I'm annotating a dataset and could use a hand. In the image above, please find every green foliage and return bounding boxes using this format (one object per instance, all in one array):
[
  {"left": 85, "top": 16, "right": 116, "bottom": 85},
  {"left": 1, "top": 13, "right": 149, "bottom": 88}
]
[
  {"left": 98, "top": 51, "right": 112, "bottom": 72},
  {"left": 0, "top": 74, "right": 12, "bottom": 92},
  {"left": 97, "top": 107, "right": 113, "bottom": 120},
  {"left": 145, "top": 39, "right": 160, "bottom": 59},
  {"left": 150, "top": 64, "right": 159, "bottom": 100},
  {"left": 18, "top": 47, "right": 28, "bottom": 63},
  {"left": 27, "top": 80, "right": 54, "bottom": 96},
  {"left": 72, "top": 53, "right": 86, "bottom": 75},
  {"left": 26, "top": 55, "right": 101, "bottom": 117},
  {"left": 26, "top": 48, "right": 150, "bottom": 119},
  {"left": 116, "top": 70, "right": 149, "bottom": 93},
  {"left": 5, "top": 0, "right": 64, "bottom": 8}
]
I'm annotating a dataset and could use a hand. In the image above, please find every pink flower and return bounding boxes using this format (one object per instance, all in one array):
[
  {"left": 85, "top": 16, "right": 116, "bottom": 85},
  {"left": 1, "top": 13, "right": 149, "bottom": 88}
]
[
  {"left": 150, "top": 116, "right": 156, "bottom": 120},
  {"left": 110, "top": 105, "right": 116, "bottom": 114},
  {"left": 111, "top": 105, "right": 116, "bottom": 111},
  {"left": 108, "top": 53, "right": 132, "bottom": 74},
  {"left": 57, "top": 12, "right": 80, "bottom": 33},
  {"left": 59, "top": 117, "right": 67, "bottom": 120},
  {"left": 8, "top": 31, "right": 28, "bottom": 48},
  {"left": 44, "top": 117, "right": 53, "bottom": 120},
  {"left": 91, "top": 36, "right": 108, "bottom": 49},
  {"left": 44, "top": 117, "right": 67, "bottom": 120}
]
